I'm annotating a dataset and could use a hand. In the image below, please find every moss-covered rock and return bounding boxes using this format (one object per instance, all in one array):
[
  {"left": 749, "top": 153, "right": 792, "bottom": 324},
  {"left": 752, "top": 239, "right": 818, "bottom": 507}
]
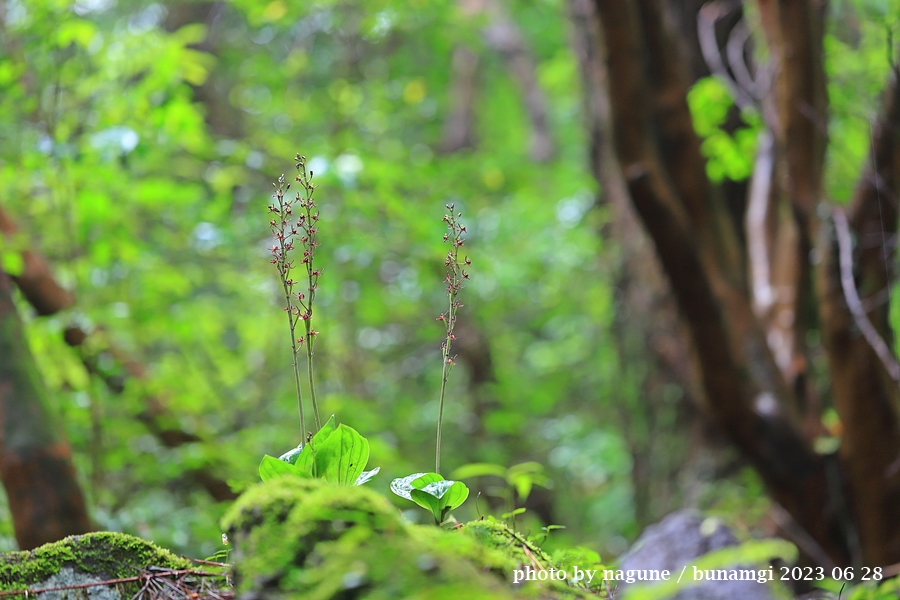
[
  {"left": 223, "top": 477, "right": 598, "bottom": 599},
  {"left": 0, "top": 532, "right": 195, "bottom": 599}
]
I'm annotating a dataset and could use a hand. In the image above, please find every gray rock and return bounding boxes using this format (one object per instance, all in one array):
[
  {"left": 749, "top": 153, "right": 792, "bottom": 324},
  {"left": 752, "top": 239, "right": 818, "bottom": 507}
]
[
  {"left": 616, "top": 510, "right": 778, "bottom": 600},
  {"left": 27, "top": 567, "right": 122, "bottom": 600},
  {"left": 0, "top": 532, "right": 222, "bottom": 599}
]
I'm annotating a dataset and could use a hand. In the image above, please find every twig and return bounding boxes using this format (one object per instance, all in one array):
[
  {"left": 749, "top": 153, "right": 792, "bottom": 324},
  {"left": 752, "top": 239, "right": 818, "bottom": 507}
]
[
  {"left": 696, "top": 1, "right": 756, "bottom": 111},
  {"left": 520, "top": 544, "right": 547, "bottom": 573},
  {"left": 832, "top": 207, "right": 900, "bottom": 381},
  {"left": 885, "top": 560, "right": 900, "bottom": 578},
  {"left": 0, "top": 568, "right": 228, "bottom": 598},
  {"left": 770, "top": 502, "right": 839, "bottom": 572},
  {"left": 184, "top": 557, "right": 230, "bottom": 568},
  {"left": 725, "top": 20, "right": 761, "bottom": 101}
]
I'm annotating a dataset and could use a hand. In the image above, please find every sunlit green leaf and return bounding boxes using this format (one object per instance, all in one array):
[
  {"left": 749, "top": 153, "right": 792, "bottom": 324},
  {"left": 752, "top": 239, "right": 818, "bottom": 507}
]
[
  {"left": 295, "top": 414, "right": 337, "bottom": 475},
  {"left": 259, "top": 454, "right": 312, "bottom": 482},
  {"left": 315, "top": 424, "right": 368, "bottom": 485}
]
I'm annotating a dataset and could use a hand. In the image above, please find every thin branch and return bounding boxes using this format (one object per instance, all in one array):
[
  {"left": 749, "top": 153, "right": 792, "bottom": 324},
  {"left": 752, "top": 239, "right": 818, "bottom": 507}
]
[
  {"left": 833, "top": 207, "right": 900, "bottom": 382},
  {"left": 697, "top": 1, "right": 756, "bottom": 111},
  {"left": 0, "top": 568, "right": 229, "bottom": 598},
  {"left": 746, "top": 131, "right": 775, "bottom": 314},
  {"left": 725, "top": 19, "right": 764, "bottom": 102},
  {"left": 0, "top": 205, "right": 74, "bottom": 315},
  {"left": 770, "top": 503, "right": 838, "bottom": 571}
]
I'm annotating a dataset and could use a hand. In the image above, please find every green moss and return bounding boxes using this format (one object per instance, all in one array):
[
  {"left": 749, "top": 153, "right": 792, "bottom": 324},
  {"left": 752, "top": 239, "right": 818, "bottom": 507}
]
[
  {"left": 223, "top": 478, "right": 597, "bottom": 599},
  {"left": 0, "top": 531, "right": 193, "bottom": 596},
  {"left": 460, "top": 519, "right": 553, "bottom": 567}
]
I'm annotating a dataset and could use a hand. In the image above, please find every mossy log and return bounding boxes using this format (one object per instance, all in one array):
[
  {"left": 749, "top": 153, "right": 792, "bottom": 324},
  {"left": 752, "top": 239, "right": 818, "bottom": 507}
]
[
  {"left": 222, "top": 477, "right": 598, "bottom": 599},
  {"left": 0, "top": 532, "right": 204, "bottom": 599}
]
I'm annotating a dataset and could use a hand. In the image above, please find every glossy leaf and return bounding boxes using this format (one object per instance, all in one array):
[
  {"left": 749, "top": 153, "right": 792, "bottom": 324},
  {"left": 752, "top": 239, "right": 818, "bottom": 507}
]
[
  {"left": 409, "top": 488, "right": 443, "bottom": 517},
  {"left": 278, "top": 443, "right": 303, "bottom": 465},
  {"left": 411, "top": 473, "right": 445, "bottom": 490},
  {"left": 437, "top": 480, "right": 469, "bottom": 512},
  {"left": 295, "top": 414, "right": 337, "bottom": 475},
  {"left": 390, "top": 472, "right": 431, "bottom": 501},
  {"left": 315, "top": 424, "right": 368, "bottom": 485},
  {"left": 259, "top": 455, "right": 312, "bottom": 482},
  {"left": 410, "top": 479, "right": 469, "bottom": 523},
  {"left": 355, "top": 466, "right": 380, "bottom": 486}
]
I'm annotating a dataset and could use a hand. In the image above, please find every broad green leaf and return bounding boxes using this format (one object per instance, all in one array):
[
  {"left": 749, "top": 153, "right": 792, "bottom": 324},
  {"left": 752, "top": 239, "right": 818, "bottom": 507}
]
[
  {"left": 313, "top": 415, "right": 337, "bottom": 446},
  {"left": 278, "top": 443, "right": 303, "bottom": 465},
  {"left": 315, "top": 424, "right": 368, "bottom": 485},
  {"left": 449, "top": 463, "right": 507, "bottom": 480},
  {"left": 410, "top": 489, "right": 443, "bottom": 520},
  {"left": 390, "top": 472, "right": 430, "bottom": 500},
  {"left": 259, "top": 455, "right": 312, "bottom": 482},
  {"left": 406, "top": 474, "right": 447, "bottom": 515},
  {"left": 294, "top": 414, "right": 337, "bottom": 475},
  {"left": 355, "top": 466, "right": 380, "bottom": 486},
  {"left": 411, "top": 473, "right": 445, "bottom": 489},
  {"left": 410, "top": 479, "right": 469, "bottom": 522},
  {"left": 438, "top": 480, "right": 469, "bottom": 512}
]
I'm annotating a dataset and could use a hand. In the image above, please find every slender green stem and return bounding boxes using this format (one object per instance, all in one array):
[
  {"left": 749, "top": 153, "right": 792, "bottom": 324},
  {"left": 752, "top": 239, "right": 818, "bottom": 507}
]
[
  {"left": 274, "top": 180, "right": 306, "bottom": 436},
  {"left": 436, "top": 310, "right": 453, "bottom": 474},
  {"left": 305, "top": 318, "right": 320, "bottom": 430},
  {"left": 435, "top": 205, "right": 466, "bottom": 475},
  {"left": 298, "top": 157, "right": 322, "bottom": 430}
]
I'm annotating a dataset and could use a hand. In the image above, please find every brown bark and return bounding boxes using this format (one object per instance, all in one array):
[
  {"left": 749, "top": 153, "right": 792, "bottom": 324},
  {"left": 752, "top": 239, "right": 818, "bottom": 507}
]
[
  {"left": 0, "top": 269, "right": 93, "bottom": 549},
  {"left": 818, "top": 60, "right": 900, "bottom": 565},
  {"left": 585, "top": 0, "right": 900, "bottom": 567},
  {"left": 589, "top": 0, "right": 855, "bottom": 565},
  {"left": 0, "top": 207, "right": 74, "bottom": 316},
  {"left": 752, "top": 0, "right": 828, "bottom": 428}
]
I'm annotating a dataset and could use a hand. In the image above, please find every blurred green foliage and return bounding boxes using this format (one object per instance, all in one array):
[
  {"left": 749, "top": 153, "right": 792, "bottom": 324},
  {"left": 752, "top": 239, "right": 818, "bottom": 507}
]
[
  {"left": 0, "top": 0, "right": 896, "bottom": 563},
  {"left": 825, "top": 0, "right": 900, "bottom": 202},
  {"left": 0, "top": 0, "right": 623, "bottom": 557},
  {"left": 687, "top": 77, "right": 761, "bottom": 182}
]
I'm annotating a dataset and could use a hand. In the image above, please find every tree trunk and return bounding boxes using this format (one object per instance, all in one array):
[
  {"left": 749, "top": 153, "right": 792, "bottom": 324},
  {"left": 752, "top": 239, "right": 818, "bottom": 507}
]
[
  {"left": 583, "top": 0, "right": 900, "bottom": 567},
  {"left": 0, "top": 269, "right": 93, "bottom": 549},
  {"left": 0, "top": 204, "right": 237, "bottom": 503}
]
